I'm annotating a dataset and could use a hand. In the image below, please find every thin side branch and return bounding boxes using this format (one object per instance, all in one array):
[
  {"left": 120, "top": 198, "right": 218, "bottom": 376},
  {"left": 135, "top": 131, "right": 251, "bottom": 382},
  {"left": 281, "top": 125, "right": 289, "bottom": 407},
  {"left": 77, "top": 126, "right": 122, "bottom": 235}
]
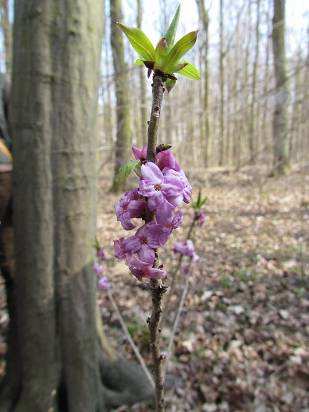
[
  {"left": 107, "top": 289, "right": 155, "bottom": 389},
  {"left": 162, "top": 213, "right": 198, "bottom": 322},
  {"left": 165, "top": 271, "right": 190, "bottom": 375}
]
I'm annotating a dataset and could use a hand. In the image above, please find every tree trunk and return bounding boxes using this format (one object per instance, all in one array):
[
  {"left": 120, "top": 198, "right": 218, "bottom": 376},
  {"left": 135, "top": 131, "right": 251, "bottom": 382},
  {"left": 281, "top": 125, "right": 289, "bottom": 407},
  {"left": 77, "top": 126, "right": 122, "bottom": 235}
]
[
  {"left": 0, "top": 0, "right": 12, "bottom": 74},
  {"left": 271, "top": 0, "right": 290, "bottom": 175},
  {"left": 262, "top": 7, "right": 271, "bottom": 165},
  {"left": 110, "top": 0, "right": 131, "bottom": 192},
  {"left": 136, "top": 0, "right": 147, "bottom": 146},
  {"left": 195, "top": 0, "right": 210, "bottom": 167},
  {"left": 219, "top": 0, "right": 224, "bottom": 166},
  {"left": 7, "top": 0, "right": 105, "bottom": 410},
  {"left": 248, "top": 0, "right": 260, "bottom": 164}
]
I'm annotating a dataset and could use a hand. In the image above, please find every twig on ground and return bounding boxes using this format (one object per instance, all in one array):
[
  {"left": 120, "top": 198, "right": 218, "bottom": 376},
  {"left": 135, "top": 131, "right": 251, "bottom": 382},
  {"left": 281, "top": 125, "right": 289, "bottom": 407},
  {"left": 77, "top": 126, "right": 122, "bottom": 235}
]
[
  {"left": 164, "top": 272, "right": 191, "bottom": 375},
  {"left": 107, "top": 288, "right": 155, "bottom": 389}
]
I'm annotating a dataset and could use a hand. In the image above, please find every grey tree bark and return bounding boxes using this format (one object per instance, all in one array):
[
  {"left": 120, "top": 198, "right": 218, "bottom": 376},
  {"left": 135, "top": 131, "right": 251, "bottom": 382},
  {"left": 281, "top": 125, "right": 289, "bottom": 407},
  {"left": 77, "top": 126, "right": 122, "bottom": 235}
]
[
  {"left": 110, "top": 0, "right": 132, "bottom": 192},
  {"left": 271, "top": 0, "right": 290, "bottom": 175},
  {"left": 219, "top": 0, "right": 224, "bottom": 166},
  {"left": 6, "top": 1, "right": 105, "bottom": 411},
  {"left": 195, "top": 0, "right": 210, "bottom": 166},
  {"left": 248, "top": 0, "right": 260, "bottom": 164}
]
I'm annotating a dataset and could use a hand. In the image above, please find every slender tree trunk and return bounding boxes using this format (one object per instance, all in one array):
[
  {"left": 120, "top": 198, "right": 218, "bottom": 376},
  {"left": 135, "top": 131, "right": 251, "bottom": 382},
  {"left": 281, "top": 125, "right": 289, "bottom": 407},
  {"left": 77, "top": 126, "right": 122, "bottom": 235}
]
[
  {"left": 136, "top": 0, "right": 147, "bottom": 146},
  {"left": 195, "top": 0, "right": 210, "bottom": 167},
  {"left": 248, "top": 0, "right": 260, "bottom": 164},
  {"left": 262, "top": 8, "right": 271, "bottom": 164},
  {"left": 271, "top": 0, "right": 290, "bottom": 175},
  {"left": 0, "top": 0, "right": 11, "bottom": 74},
  {"left": 110, "top": 0, "right": 131, "bottom": 192},
  {"left": 299, "top": 30, "right": 309, "bottom": 164},
  {"left": 289, "top": 52, "right": 302, "bottom": 161},
  {"left": 6, "top": 1, "right": 105, "bottom": 411},
  {"left": 219, "top": 0, "right": 224, "bottom": 166}
]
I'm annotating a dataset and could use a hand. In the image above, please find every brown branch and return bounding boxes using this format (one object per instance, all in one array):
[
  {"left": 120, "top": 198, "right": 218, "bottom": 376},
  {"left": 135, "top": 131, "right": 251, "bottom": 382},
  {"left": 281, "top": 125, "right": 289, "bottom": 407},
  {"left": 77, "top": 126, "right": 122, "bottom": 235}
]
[
  {"left": 147, "top": 75, "right": 165, "bottom": 162},
  {"left": 148, "top": 280, "right": 167, "bottom": 412},
  {"left": 146, "top": 73, "right": 166, "bottom": 412}
]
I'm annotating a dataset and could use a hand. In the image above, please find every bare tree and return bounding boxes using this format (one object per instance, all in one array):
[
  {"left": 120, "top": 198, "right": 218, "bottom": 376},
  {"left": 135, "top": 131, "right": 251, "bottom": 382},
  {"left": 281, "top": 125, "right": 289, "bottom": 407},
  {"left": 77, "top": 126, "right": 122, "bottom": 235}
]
[
  {"left": 272, "top": 0, "right": 290, "bottom": 174},
  {"left": 248, "top": 0, "right": 261, "bottom": 163},
  {"left": 195, "top": 0, "right": 210, "bottom": 166},
  {"left": 219, "top": 0, "right": 224, "bottom": 166}
]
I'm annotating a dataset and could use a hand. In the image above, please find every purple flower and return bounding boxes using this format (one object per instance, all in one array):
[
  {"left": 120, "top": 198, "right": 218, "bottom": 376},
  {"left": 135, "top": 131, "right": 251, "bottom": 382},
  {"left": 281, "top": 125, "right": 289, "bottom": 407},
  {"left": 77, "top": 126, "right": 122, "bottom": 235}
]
[
  {"left": 139, "top": 162, "right": 187, "bottom": 221},
  {"left": 156, "top": 150, "right": 180, "bottom": 172},
  {"left": 182, "top": 264, "right": 191, "bottom": 276},
  {"left": 136, "top": 222, "right": 170, "bottom": 248},
  {"left": 163, "top": 168, "right": 192, "bottom": 204},
  {"left": 173, "top": 240, "right": 199, "bottom": 261},
  {"left": 115, "top": 189, "right": 147, "bottom": 230},
  {"left": 98, "top": 276, "right": 109, "bottom": 290},
  {"left": 132, "top": 145, "right": 147, "bottom": 162},
  {"left": 93, "top": 261, "right": 104, "bottom": 276},
  {"left": 114, "top": 222, "right": 169, "bottom": 261},
  {"left": 96, "top": 247, "right": 106, "bottom": 261},
  {"left": 126, "top": 253, "right": 166, "bottom": 280},
  {"left": 197, "top": 211, "right": 206, "bottom": 226},
  {"left": 163, "top": 210, "right": 183, "bottom": 231}
]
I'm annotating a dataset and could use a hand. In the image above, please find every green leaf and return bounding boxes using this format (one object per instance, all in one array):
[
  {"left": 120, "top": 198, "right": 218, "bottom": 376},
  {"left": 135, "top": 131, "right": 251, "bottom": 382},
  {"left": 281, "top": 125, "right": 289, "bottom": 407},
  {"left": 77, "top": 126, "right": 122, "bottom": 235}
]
[
  {"left": 116, "top": 23, "right": 155, "bottom": 61},
  {"left": 173, "top": 62, "right": 188, "bottom": 72},
  {"left": 165, "top": 78, "right": 177, "bottom": 93},
  {"left": 115, "top": 160, "right": 140, "bottom": 183},
  {"left": 134, "top": 58, "right": 144, "bottom": 66},
  {"left": 93, "top": 237, "right": 101, "bottom": 251},
  {"left": 177, "top": 62, "right": 200, "bottom": 80},
  {"left": 165, "top": 4, "right": 181, "bottom": 48},
  {"left": 155, "top": 38, "right": 168, "bottom": 66},
  {"left": 162, "top": 31, "right": 199, "bottom": 73}
]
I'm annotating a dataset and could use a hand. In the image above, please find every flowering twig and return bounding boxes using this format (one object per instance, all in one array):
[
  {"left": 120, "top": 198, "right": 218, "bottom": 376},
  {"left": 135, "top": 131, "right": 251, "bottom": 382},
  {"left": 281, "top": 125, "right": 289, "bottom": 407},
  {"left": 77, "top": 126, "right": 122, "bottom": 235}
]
[
  {"left": 146, "top": 74, "right": 166, "bottom": 412},
  {"left": 107, "top": 288, "right": 155, "bottom": 389},
  {"left": 114, "top": 6, "right": 199, "bottom": 410}
]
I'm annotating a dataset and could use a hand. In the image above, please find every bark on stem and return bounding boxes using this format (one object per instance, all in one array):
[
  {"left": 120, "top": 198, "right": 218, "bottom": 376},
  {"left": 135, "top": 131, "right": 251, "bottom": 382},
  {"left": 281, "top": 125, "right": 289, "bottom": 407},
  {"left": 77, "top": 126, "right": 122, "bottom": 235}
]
[
  {"left": 146, "top": 73, "right": 166, "bottom": 412},
  {"left": 147, "top": 75, "right": 165, "bottom": 162}
]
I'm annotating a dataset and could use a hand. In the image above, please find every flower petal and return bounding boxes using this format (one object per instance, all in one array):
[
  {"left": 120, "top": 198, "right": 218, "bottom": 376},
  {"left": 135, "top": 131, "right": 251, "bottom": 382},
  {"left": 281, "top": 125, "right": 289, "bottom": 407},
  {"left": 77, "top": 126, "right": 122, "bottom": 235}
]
[{"left": 141, "top": 162, "right": 163, "bottom": 184}]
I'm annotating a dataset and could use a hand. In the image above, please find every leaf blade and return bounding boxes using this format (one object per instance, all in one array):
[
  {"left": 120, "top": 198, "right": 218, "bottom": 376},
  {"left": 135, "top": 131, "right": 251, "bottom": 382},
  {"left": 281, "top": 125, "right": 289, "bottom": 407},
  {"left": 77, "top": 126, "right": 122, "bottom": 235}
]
[
  {"left": 165, "top": 4, "right": 181, "bottom": 48},
  {"left": 116, "top": 23, "right": 155, "bottom": 61},
  {"left": 115, "top": 160, "right": 140, "bottom": 183},
  {"left": 177, "top": 62, "right": 200, "bottom": 80},
  {"left": 162, "top": 31, "right": 199, "bottom": 73}
]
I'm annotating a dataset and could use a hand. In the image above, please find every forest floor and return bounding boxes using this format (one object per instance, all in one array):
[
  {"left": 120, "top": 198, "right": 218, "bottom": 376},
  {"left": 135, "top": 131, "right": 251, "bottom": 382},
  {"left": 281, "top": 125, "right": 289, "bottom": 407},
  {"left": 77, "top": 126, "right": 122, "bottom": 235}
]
[{"left": 97, "top": 164, "right": 309, "bottom": 412}]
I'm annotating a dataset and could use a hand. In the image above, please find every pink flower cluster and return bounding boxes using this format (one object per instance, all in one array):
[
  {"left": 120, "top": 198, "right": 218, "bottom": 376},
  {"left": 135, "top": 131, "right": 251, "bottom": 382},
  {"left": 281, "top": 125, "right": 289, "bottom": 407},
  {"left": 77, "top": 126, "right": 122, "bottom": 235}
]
[
  {"left": 93, "top": 247, "right": 109, "bottom": 290},
  {"left": 114, "top": 146, "right": 192, "bottom": 280},
  {"left": 173, "top": 240, "right": 199, "bottom": 262}
]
